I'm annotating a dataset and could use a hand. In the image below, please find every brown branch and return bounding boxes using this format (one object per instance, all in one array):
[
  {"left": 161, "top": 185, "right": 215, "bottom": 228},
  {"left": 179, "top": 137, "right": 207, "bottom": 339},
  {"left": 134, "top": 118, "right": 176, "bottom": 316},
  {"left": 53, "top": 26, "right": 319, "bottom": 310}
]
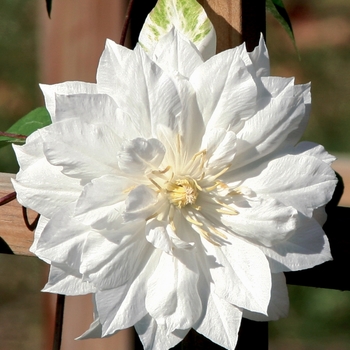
[
  {"left": 0, "top": 191, "right": 16, "bottom": 206},
  {"left": 119, "top": 0, "right": 135, "bottom": 46},
  {"left": 0, "top": 131, "right": 27, "bottom": 140},
  {"left": 22, "top": 206, "right": 40, "bottom": 231}
]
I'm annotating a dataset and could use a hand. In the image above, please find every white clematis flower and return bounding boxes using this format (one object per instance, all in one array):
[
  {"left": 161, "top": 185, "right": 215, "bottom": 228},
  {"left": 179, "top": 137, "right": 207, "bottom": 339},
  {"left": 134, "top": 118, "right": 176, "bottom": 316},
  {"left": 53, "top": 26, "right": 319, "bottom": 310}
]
[{"left": 13, "top": 0, "right": 337, "bottom": 348}]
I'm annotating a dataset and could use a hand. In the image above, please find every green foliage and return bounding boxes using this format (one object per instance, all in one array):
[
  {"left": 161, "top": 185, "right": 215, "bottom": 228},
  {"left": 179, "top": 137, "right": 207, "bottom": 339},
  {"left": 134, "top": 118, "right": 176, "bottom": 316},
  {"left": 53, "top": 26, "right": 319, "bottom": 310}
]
[
  {"left": 266, "top": 0, "right": 299, "bottom": 56},
  {"left": 0, "top": 107, "right": 51, "bottom": 148},
  {"left": 46, "top": 0, "right": 52, "bottom": 17}
]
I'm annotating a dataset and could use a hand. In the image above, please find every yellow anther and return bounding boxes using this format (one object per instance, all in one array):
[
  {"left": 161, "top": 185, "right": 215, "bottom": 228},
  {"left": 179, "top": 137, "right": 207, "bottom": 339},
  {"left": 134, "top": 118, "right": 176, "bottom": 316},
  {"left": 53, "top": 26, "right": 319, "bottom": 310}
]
[{"left": 167, "top": 178, "right": 198, "bottom": 208}]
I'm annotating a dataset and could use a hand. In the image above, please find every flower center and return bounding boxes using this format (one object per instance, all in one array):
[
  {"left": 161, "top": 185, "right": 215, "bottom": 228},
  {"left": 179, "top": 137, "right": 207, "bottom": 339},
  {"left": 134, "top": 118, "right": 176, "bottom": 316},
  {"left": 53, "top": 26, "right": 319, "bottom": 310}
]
[{"left": 167, "top": 178, "right": 198, "bottom": 208}]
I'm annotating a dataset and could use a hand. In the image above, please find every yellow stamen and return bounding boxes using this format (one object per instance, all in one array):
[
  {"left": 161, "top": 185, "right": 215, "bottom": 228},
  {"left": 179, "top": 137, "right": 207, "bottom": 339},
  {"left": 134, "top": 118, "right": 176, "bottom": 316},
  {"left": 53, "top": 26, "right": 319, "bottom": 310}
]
[
  {"left": 214, "top": 199, "right": 239, "bottom": 215},
  {"left": 209, "top": 165, "right": 231, "bottom": 181},
  {"left": 196, "top": 226, "right": 221, "bottom": 246},
  {"left": 185, "top": 215, "right": 203, "bottom": 226},
  {"left": 208, "top": 225, "right": 228, "bottom": 239},
  {"left": 148, "top": 178, "right": 162, "bottom": 191},
  {"left": 167, "top": 178, "right": 198, "bottom": 208},
  {"left": 152, "top": 165, "right": 171, "bottom": 175}
]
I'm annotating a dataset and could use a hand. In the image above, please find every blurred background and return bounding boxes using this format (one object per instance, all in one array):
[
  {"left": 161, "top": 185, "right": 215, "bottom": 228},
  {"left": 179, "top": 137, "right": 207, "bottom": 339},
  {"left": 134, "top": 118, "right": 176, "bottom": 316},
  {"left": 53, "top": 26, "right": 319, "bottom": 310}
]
[{"left": 0, "top": 0, "right": 350, "bottom": 349}]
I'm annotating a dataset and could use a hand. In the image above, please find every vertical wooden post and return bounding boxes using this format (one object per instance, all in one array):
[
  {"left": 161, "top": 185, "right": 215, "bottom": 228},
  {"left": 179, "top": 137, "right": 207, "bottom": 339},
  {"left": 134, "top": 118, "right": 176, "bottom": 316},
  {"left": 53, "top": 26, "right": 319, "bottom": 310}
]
[
  {"left": 37, "top": 1, "right": 135, "bottom": 349},
  {"left": 198, "top": 0, "right": 266, "bottom": 52}
]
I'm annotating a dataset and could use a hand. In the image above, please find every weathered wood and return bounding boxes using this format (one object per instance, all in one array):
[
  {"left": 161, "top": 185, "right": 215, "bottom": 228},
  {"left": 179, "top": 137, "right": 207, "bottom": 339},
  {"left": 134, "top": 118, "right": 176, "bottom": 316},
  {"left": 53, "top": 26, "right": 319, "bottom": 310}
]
[
  {"left": 0, "top": 172, "right": 36, "bottom": 256},
  {"left": 198, "top": 0, "right": 266, "bottom": 52}
]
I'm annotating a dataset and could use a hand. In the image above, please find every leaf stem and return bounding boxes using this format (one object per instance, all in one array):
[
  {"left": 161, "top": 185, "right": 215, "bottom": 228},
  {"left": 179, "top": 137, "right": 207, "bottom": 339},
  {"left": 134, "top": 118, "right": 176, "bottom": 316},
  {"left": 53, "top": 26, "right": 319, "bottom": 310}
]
[{"left": 119, "top": 0, "right": 135, "bottom": 46}]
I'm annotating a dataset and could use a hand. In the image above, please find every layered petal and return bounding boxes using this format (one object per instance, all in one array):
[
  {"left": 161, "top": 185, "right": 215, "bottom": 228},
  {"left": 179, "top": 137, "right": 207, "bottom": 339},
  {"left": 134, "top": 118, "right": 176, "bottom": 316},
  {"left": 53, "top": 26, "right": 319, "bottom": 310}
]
[{"left": 12, "top": 3, "right": 336, "bottom": 349}]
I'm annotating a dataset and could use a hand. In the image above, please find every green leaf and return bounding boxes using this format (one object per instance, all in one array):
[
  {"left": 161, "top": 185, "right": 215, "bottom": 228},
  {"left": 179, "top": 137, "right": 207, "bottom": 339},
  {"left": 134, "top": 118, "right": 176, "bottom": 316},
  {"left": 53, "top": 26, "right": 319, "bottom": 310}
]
[
  {"left": 0, "top": 107, "right": 51, "bottom": 148},
  {"left": 139, "top": 0, "right": 216, "bottom": 60},
  {"left": 46, "top": 0, "right": 52, "bottom": 18},
  {"left": 266, "top": 0, "right": 299, "bottom": 57}
]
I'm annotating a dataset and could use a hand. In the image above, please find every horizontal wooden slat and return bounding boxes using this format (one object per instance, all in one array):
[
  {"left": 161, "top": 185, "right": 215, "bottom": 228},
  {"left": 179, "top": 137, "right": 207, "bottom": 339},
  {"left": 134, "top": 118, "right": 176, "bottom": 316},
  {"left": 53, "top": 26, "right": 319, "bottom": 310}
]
[{"left": 0, "top": 172, "right": 36, "bottom": 256}]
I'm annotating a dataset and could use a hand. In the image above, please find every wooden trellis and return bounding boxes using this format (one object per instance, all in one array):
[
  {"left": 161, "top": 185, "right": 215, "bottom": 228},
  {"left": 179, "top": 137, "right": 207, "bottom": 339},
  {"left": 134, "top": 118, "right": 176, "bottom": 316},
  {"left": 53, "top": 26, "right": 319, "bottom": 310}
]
[{"left": 1, "top": 0, "right": 350, "bottom": 349}]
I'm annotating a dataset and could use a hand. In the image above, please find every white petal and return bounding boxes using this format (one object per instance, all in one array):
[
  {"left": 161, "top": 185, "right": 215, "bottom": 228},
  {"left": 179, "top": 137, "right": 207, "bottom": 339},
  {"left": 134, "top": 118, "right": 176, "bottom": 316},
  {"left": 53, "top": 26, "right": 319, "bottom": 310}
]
[
  {"left": 30, "top": 215, "right": 49, "bottom": 257},
  {"left": 77, "top": 318, "right": 103, "bottom": 339},
  {"left": 96, "top": 287, "right": 147, "bottom": 335},
  {"left": 202, "top": 236, "right": 271, "bottom": 314},
  {"left": 94, "top": 249, "right": 160, "bottom": 335},
  {"left": 40, "top": 119, "right": 120, "bottom": 181},
  {"left": 146, "top": 219, "right": 194, "bottom": 254},
  {"left": 194, "top": 284, "right": 242, "bottom": 350},
  {"left": 74, "top": 175, "right": 135, "bottom": 230},
  {"left": 221, "top": 195, "right": 299, "bottom": 247},
  {"left": 135, "top": 314, "right": 188, "bottom": 350},
  {"left": 261, "top": 216, "right": 332, "bottom": 272},
  {"left": 146, "top": 220, "right": 173, "bottom": 254},
  {"left": 201, "top": 128, "right": 236, "bottom": 168},
  {"left": 152, "top": 28, "right": 204, "bottom": 77},
  {"left": 13, "top": 133, "right": 82, "bottom": 218},
  {"left": 242, "top": 151, "right": 337, "bottom": 217},
  {"left": 294, "top": 141, "right": 336, "bottom": 165},
  {"left": 117, "top": 138, "right": 166, "bottom": 175},
  {"left": 176, "top": 80, "right": 206, "bottom": 161},
  {"left": 35, "top": 206, "right": 90, "bottom": 270},
  {"left": 40, "top": 81, "right": 97, "bottom": 122},
  {"left": 243, "top": 272, "right": 289, "bottom": 321},
  {"left": 145, "top": 250, "right": 202, "bottom": 332},
  {"left": 53, "top": 92, "right": 122, "bottom": 127},
  {"left": 232, "top": 84, "right": 311, "bottom": 169},
  {"left": 97, "top": 40, "right": 181, "bottom": 136},
  {"left": 124, "top": 185, "right": 160, "bottom": 222},
  {"left": 43, "top": 263, "right": 96, "bottom": 295},
  {"left": 248, "top": 34, "right": 270, "bottom": 77},
  {"left": 80, "top": 224, "right": 150, "bottom": 290},
  {"left": 190, "top": 49, "right": 259, "bottom": 131}
]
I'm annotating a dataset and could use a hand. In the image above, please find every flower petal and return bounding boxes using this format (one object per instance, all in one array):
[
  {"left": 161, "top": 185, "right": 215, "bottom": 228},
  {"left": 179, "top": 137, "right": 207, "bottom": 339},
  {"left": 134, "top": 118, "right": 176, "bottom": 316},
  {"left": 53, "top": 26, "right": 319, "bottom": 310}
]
[
  {"left": 93, "top": 249, "right": 161, "bottom": 335},
  {"left": 194, "top": 284, "right": 242, "bottom": 350},
  {"left": 220, "top": 195, "right": 299, "bottom": 247},
  {"left": 135, "top": 314, "right": 188, "bottom": 350},
  {"left": 80, "top": 224, "right": 150, "bottom": 290},
  {"left": 243, "top": 272, "right": 289, "bottom": 321},
  {"left": 97, "top": 40, "right": 181, "bottom": 136},
  {"left": 12, "top": 133, "right": 81, "bottom": 218},
  {"left": 248, "top": 34, "right": 270, "bottom": 77},
  {"left": 232, "top": 83, "right": 311, "bottom": 169},
  {"left": 202, "top": 235, "right": 271, "bottom": 314},
  {"left": 261, "top": 216, "right": 332, "bottom": 272},
  {"left": 201, "top": 128, "right": 237, "bottom": 168},
  {"left": 40, "top": 119, "right": 120, "bottom": 181},
  {"left": 145, "top": 250, "right": 202, "bottom": 332},
  {"left": 74, "top": 175, "right": 136, "bottom": 230},
  {"left": 242, "top": 150, "right": 337, "bottom": 217},
  {"left": 40, "top": 81, "right": 98, "bottom": 122},
  {"left": 117, "top": 138, "right": 166, "bottom": 175},
  {"left": 152, "top": 28, "right": 204, "bottom": 77},
  {"left": 190, "top": 47, "right": 259, "bottom": 131},
  {"left": 124, "top": 185, "right": 160, "bottom": 222},
  {"left": 35, "top": 206, "right": 90, "bottom": 271},
  {"left": 43, "top": 263, "right": 96, "bottom": 295}
]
